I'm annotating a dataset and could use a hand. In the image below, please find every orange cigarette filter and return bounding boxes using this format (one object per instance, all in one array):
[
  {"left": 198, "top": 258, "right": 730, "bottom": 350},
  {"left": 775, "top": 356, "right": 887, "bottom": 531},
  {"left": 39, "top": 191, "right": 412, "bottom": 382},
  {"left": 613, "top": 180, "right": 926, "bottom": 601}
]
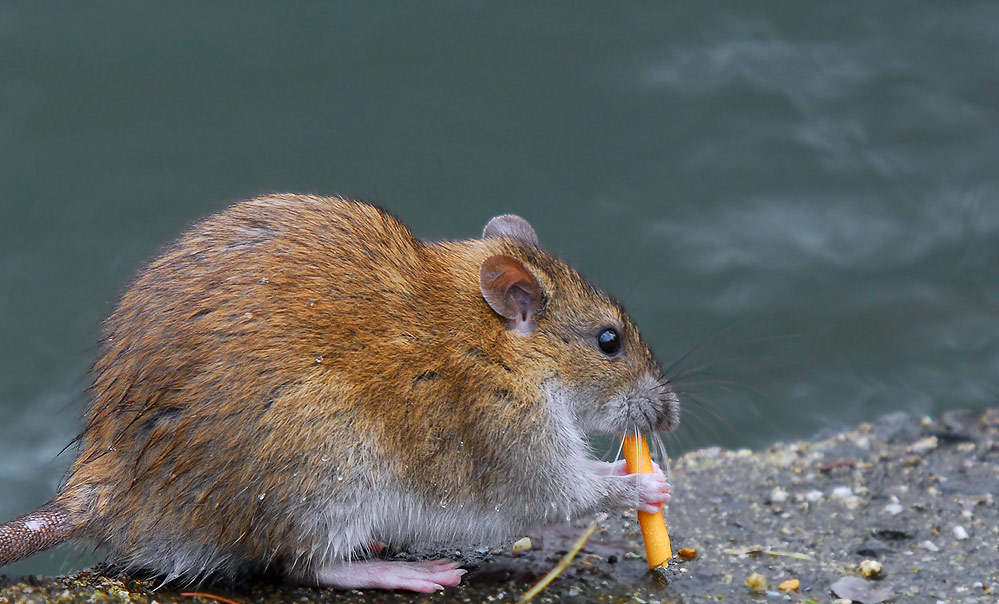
[{"left": 621, "top": 434, "right": 672, "bottom": 568}]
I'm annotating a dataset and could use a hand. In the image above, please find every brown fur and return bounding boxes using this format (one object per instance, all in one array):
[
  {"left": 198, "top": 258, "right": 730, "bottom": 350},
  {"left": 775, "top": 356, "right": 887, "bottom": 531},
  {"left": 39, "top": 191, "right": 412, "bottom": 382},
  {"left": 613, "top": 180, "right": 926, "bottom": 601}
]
[{"left": 2, "top": 194, "right": 678, "bottom": 582}]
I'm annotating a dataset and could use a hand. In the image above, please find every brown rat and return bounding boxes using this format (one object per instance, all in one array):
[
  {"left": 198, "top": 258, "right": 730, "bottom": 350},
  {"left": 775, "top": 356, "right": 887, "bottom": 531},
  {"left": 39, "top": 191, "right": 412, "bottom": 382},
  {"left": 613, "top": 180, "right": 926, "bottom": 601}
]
[{"left": 0, "top": 194, "right": 679, "bottom": 592}]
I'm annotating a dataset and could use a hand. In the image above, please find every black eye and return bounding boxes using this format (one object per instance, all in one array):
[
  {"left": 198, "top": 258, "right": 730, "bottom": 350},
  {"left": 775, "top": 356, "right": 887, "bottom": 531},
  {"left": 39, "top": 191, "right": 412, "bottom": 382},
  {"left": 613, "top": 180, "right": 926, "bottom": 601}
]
[{"left": 597, "top": 328, "right": 621, "bottom": 355}]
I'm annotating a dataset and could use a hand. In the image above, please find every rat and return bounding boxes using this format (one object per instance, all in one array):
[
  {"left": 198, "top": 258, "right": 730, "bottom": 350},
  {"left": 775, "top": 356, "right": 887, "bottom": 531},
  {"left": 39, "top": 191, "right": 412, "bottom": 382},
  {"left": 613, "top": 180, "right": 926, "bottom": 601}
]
[{"left": 0, "top": 194, "right": 679, "bottom": 592}]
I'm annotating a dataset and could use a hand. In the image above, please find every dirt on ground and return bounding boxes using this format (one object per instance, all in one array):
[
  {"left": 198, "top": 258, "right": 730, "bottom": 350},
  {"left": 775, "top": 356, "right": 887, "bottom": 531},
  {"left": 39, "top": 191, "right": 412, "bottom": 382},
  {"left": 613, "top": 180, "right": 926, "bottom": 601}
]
[{"left": 2, "top": 408, "right": 996, "bottom": 604}]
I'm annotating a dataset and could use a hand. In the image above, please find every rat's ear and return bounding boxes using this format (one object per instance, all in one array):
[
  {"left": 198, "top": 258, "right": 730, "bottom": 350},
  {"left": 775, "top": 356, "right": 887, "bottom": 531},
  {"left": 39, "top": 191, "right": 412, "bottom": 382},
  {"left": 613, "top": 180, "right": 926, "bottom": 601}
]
[
  {"left": 480, "top": 255, "right": 541, "bottom": 334},
  {"left": 482, "top": 214, "right": 539, "bottom": 247}
]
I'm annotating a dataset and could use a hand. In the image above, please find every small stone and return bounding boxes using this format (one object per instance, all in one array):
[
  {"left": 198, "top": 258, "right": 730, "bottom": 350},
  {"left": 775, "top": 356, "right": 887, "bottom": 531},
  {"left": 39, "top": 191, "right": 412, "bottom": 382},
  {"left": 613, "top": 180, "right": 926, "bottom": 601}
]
[
  {"left": 512, "top": 537, "right": 532, "bottom": 555},
  {"left": 831, "top": 576, "right": 893, "bottom": 603},
  {"left": 805, "top": 489, "right": 824, "bottom": 502},
  {"left": 843, "top": 495, "right": 864, "bottom": 510},
  {"left": 918, "top": 540, "right": 939, "bottom": 552},
  {"left": 831, "top": 486, "right": 853, "bottom": 499},
  {"left": 745, "top": 572, "right": 768, "bottom": 594},
  {"left": 677, "top": 548, "right": 697, "bottom": 560},
  {"left": 909, "top": 436, "right": 939, "bottom": 454},
  {"left": 883, "top": 503, "right": 904, "bottom": 516},
  {"left": 858, "top": 559, "right": 883, "bottom": 578},
  {"left": 770, "top": 487, "right": 789, "bottom": 503},
  {"left": 953, "top": 525, "right": 969, "bottom": 540},
  {"left": 778, "top": 578, "right": 800, "bottom": 591}
]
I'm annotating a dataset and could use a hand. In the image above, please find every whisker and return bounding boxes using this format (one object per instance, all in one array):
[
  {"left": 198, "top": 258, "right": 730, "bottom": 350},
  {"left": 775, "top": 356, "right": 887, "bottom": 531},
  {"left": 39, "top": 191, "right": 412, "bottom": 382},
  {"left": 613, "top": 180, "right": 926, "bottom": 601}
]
[
  {"left": 675, "top": 377, "right": 772, "bottom": 407},
  {"left": 663, "top": 319, "right": 750, "bottom": 377},
  {"left": 670, "top": 349, "right": 804, "bottom": 382},
  {"left": 669, "top": 393, "right": 737, "bottom": 445}
]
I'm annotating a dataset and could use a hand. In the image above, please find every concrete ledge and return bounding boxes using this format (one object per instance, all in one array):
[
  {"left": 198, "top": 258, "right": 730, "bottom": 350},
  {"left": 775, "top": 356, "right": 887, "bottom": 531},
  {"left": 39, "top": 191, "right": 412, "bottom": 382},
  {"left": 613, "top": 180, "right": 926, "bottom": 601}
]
[{"left": 2, "top": 409, "right": 996, "bottom": 603}]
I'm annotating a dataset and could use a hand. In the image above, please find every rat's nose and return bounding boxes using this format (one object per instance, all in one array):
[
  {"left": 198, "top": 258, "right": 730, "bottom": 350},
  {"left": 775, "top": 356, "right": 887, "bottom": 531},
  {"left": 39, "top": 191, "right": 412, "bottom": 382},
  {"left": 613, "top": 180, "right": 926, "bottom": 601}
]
[{"left": 623, "top": 374, "right": 680, "bottom": 433}]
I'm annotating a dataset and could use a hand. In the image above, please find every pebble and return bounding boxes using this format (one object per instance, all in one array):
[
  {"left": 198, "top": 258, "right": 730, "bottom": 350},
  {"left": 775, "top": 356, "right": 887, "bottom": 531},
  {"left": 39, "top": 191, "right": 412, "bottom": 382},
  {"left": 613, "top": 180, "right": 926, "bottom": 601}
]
[
  {"left": 909, "top": 436, "right": 939, "bottom": 454},
  {"left": 918, "top": 540, "right": 940, "bottom": 552},
  {"left": 843, "top": 495, "right": 863, "bottom": 510},
  {"left": 745, "top": 573, "right": 768, "bottom": 594},
  {"left": 805, "top": 489, "right": 824, "bottom": 502},
  {"left": 953, "top": 525, "right": 969, "bottom": 540},
  {"left": 883, "top": 502, "right": 903, "bottom": 515},
  {"left": 830, "top": 486, "right": 853, "bottom": 499},
  {"left": 831, "top": 576, "right": 893, "bottom": 603},
  {"left": 770, "top": 487, "right": 789, "bottom": 503},
  {"left": 512, "top": 537, "right": 532, "bottom": 555},
  {"left": 858, "top": 559, "right": 883, "bottom": 578}
]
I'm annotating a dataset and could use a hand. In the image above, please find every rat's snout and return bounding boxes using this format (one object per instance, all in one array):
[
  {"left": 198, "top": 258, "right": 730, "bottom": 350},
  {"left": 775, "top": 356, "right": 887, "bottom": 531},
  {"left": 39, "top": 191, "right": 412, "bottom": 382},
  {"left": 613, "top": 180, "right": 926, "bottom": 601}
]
[{"left": 620, "top": 373, "right": 680, "bottom": 434}]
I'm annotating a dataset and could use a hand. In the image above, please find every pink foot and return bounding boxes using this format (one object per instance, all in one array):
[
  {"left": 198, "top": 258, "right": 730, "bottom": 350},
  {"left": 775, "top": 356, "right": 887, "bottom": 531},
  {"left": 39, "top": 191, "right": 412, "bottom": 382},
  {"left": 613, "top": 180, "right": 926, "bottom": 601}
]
[{"left": 313, "top": 559, "right": 466, "bottom": 592}]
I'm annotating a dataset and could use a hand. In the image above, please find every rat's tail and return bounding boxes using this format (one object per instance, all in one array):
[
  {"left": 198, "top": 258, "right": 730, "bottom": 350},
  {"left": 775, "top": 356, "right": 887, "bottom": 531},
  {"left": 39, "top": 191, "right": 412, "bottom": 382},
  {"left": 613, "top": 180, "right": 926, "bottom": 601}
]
[{"left": 0, "top": 500, "right": 77, "bottom": 568}]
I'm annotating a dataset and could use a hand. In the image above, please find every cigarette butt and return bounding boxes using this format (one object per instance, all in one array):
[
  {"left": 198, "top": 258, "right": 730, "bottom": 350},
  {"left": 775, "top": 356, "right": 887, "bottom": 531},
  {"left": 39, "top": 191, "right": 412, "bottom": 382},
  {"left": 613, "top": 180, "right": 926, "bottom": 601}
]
[{"left": 621, "top": 434, "right": 672, "bottom": 568}]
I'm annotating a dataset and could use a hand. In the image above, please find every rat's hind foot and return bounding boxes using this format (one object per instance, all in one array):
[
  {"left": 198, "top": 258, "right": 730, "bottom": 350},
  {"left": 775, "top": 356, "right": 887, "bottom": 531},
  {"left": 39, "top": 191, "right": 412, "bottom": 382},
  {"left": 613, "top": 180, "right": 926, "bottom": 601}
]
[{"left": 312, "top": 558, "right": 466, "bottom": 592}]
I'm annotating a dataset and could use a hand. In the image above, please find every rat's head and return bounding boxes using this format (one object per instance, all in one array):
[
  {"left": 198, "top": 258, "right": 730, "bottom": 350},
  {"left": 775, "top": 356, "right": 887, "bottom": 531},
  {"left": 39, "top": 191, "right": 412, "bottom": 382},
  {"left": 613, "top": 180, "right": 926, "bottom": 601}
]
[{"left": 478, "top": 215, "right": 680, "bottom": 436}]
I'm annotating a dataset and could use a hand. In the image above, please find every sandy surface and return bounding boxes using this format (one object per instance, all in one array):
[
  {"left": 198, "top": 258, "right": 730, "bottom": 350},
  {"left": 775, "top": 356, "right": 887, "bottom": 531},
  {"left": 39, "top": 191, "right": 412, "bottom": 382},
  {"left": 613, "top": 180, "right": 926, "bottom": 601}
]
[{"left": 2, "top": 408, "right": 996, "bottom": 604}]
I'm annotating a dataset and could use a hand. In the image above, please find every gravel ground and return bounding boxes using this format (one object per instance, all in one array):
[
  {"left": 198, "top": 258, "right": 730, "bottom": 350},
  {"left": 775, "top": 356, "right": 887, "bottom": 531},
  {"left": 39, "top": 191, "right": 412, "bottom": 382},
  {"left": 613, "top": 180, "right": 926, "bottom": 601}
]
[{"left": 2, "top": 408, "right": 996, "bottom": 604}]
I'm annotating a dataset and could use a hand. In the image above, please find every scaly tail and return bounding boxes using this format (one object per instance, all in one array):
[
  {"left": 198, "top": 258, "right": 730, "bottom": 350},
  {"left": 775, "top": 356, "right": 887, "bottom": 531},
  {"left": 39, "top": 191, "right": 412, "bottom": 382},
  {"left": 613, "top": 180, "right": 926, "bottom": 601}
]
[{"left": 0, "top": 501, "right": 77, "bottom": 568}]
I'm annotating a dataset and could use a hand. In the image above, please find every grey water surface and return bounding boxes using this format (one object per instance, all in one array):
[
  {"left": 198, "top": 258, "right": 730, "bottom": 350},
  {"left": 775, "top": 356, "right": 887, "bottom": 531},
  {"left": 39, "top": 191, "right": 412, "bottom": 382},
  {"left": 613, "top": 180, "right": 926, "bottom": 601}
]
[{"left": 1, "top": 3, "right": 997, "bottom": 576}]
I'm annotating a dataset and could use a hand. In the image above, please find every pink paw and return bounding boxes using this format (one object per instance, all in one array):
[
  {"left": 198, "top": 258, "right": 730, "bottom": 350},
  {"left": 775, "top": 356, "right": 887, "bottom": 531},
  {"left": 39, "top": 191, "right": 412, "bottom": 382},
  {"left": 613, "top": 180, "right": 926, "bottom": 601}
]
[
  {"left": 313, "top": 558, "right": 466, "bottom": 592},
  {"left": 635, "top": 471, "right": 671, "bottom": 513},
  {"left": 600, "top": 459, "right": 671, "bottom": 512}
]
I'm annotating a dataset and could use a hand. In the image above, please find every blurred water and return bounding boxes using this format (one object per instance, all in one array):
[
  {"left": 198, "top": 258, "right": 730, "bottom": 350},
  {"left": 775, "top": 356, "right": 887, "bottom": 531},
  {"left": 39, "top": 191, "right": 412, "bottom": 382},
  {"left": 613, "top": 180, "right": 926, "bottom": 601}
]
[{"left": 1, "top": 3, "right": 997, "bottom": 576}]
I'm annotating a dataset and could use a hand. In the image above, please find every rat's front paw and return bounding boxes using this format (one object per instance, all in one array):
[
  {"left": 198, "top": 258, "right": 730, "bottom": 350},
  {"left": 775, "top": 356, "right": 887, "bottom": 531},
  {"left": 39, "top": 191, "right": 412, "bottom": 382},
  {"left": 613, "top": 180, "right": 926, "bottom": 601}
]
[
  {"left": 588, "top": 459, "right": 671, "bottom": 513},
  {"left": 635, "top": 471, "right": 671, "bottom": 514}
]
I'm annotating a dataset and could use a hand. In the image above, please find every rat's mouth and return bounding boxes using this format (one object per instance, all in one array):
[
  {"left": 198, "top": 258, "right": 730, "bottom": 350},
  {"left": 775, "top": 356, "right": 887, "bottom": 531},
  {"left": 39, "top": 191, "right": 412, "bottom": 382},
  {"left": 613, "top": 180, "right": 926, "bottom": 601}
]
[{"left": 543, "top": 377, "right": 680, "bottom": 435}]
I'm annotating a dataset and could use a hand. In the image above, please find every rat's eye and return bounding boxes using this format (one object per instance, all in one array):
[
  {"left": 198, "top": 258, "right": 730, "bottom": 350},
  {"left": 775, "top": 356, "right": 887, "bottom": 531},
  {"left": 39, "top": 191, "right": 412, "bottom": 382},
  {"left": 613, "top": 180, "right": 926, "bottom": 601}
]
[{"left": 597, "top": 328, "right": 621, "bottom": 356}]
